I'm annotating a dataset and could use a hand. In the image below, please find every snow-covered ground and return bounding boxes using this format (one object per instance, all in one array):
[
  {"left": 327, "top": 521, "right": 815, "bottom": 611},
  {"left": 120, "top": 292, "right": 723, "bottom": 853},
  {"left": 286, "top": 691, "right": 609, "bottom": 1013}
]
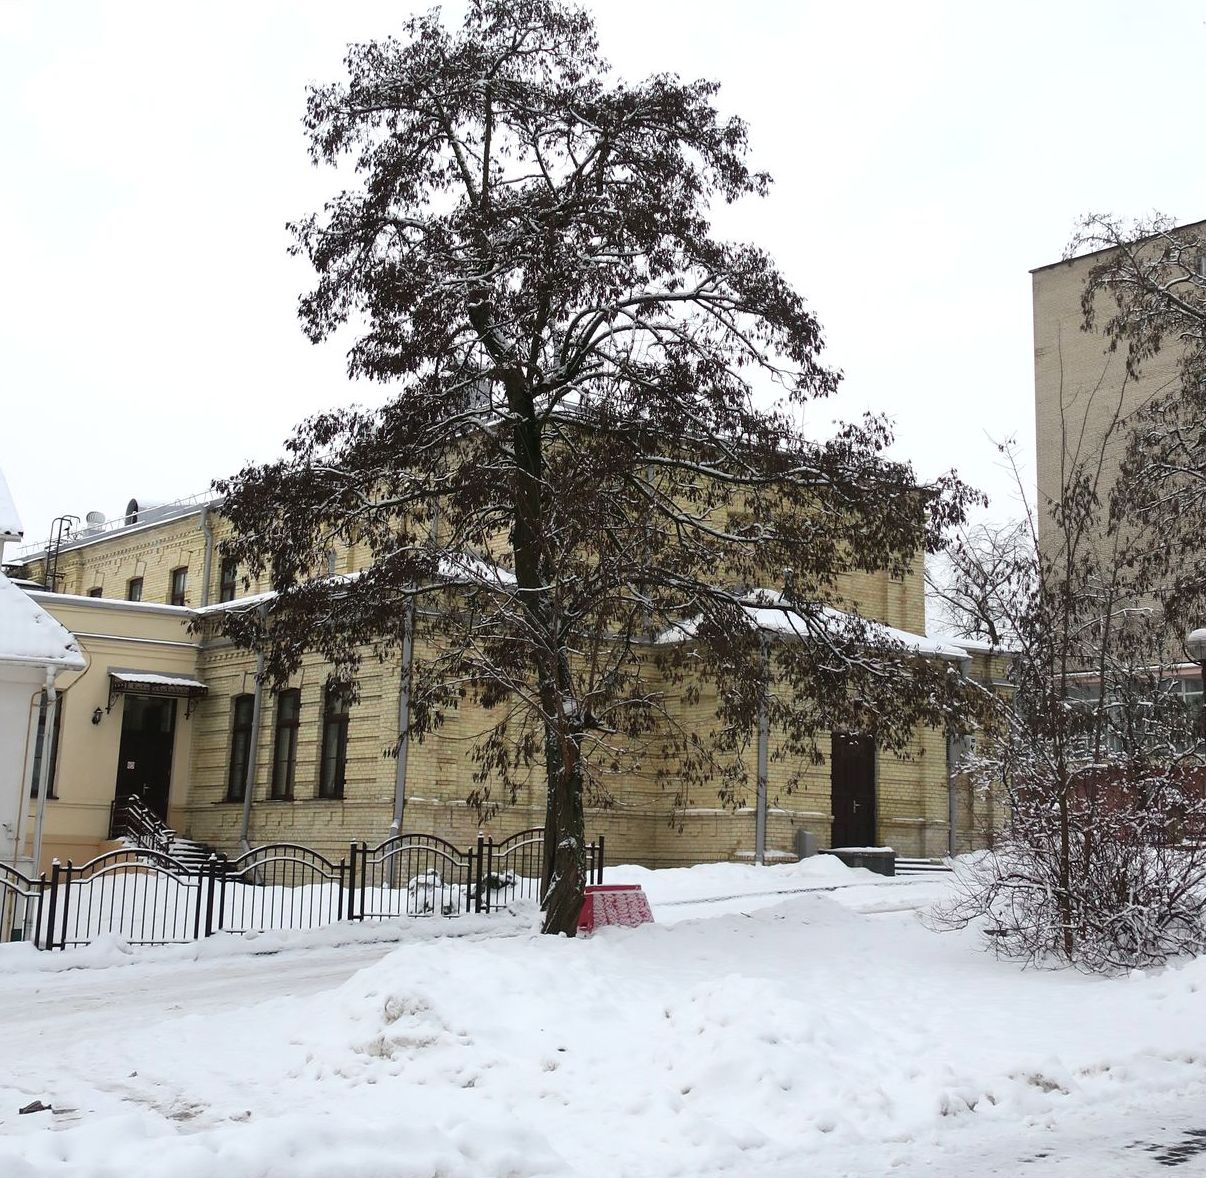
[{"left": 3, "top": 857, "right": 1206, "bottom": 1177}]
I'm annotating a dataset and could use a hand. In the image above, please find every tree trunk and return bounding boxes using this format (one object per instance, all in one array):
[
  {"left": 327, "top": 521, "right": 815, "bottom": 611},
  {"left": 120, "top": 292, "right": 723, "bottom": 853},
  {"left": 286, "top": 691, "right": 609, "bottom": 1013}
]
[
  {"left": 490, "top": 364, "right": 588, "bottom": 934},
  {"left": 539, "top": 688, "right": 587, "bottom": 935}
]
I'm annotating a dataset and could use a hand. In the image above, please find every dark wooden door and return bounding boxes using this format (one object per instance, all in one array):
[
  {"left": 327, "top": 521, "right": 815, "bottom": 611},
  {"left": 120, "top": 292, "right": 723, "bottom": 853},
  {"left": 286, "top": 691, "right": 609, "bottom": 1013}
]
[
  {"left": 114, "top": 696, "right": 177, "bottom": 819},
  {"left": 830, "top": 734, "right": 876, "bottom": 848}
]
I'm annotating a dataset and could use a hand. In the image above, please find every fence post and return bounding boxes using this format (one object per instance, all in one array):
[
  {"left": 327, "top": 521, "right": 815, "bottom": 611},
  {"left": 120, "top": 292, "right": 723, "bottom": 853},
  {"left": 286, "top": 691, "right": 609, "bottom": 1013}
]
[
  {"left": 44, "top": 861, "right": 60, "bottom": 952},
  {"left": 57, "top": 861, "right": 74, "bottom": 951},
  {"left": 202, "top": 856, "right": 218, "bottom": 938},
  {"left": 217, "top": 855, "right": 229, "bottom": 935},
  {"left": 474, "top": 833, "right": 485, "bottom": 914},
  {"left": 30, "top": 873, "right": 47, "bottom": 949},
  {"left": 597, "top": 834, "right": 605, "bottom": 883},
  {"left": 192, "top": 858, "right": 205, "bottom": 941},
  {"left": 337, "top": 858, "right": 347, "bottom": 922},
  {"left": 346, "top": 842, "right": 357, "bottom": 921},
  {"left": 358, "top": 842, "right": 368, "bottom": 921}
]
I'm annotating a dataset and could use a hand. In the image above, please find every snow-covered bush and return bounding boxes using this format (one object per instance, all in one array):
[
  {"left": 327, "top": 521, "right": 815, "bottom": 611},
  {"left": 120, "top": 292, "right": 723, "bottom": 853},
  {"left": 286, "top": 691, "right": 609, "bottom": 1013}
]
[{"left": 931, "top": 432, "right": 1206, "bottom": 972}]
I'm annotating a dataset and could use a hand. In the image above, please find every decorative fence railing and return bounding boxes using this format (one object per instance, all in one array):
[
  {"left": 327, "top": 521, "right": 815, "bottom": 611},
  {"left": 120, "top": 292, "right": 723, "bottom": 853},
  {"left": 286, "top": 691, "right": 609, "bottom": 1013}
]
[{"left": 0, "top": 829, "right": 604, "bottom": 950}]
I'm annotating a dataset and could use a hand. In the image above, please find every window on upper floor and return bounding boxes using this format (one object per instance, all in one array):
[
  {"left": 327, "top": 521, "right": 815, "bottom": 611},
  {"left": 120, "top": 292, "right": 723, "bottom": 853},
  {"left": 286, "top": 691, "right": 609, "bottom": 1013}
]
[
  {"left": 127, "top": 577, "right": 143, "bottom": 602},
  {"left": 318, "top": 685, "right": 350, "bottom": 800},
  {"left": 271, "top": 689, "right": 301, "bottom": 800},
  {"left": 226, "top": 694, "right": 256, "bottom": 802},
  {"left": 170, "top": 566, "right": 188, "bottom": 607},
  {"left": 219, "top": 557, "right": 238, "bottom": 603}
]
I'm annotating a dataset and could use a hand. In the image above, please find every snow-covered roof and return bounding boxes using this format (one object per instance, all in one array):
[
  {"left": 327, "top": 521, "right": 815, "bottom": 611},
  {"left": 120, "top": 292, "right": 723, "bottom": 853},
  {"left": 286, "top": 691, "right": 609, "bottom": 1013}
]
[
  {"left": 0, "top": 468, "right": 22, "bottom": 549},
  {"left": 108, "top": 670, "right": 208, "bottom": 691},
  {"left": 193, "top": 550, "right": 516, "bottom": 617},
  {"left": 658, "top": 589, "right": 970, "bottom": 661},
  {"left": 12, "top": 491, "right": 217, "bottom": 563},
  {"left": 942, "top": 636, "right": 1018, "bottom": 657},
  {"left": 0, "top": 572, "right": 86, "bottom": 670},
  {"left": 435, "top": 550, "right": 516, "bottom": 589},
  {"left": 192, "top": 589, "right": 278, "bottom": 617},
  {"left": 25, "top": 589, "right": 195, "bottom": 617}
]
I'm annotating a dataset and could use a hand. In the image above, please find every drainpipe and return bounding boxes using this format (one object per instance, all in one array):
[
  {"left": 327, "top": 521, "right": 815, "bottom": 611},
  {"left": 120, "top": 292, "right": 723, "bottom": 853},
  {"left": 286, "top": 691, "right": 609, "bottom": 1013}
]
[
  {"left": 389, "top": 595, "right": 417, "bottom": 839},
  {"left": 755, "top": 636, "right": 770, "bottom": 866},
  {"left": 946, "top": 730, "right": 959, "bottom": 857},
  {"left": 388, "top": 490, "right": 438, "bottom": 839},
  {"left": 30, "top": 669, "right": 57, "bottom": 876},
  {"left": 11, "top": 685, "right": 44, "bottom": 872},
  {"left": 238, "top": 605, "right": 269, "bottom": 851},
  {"left": 947, "top": 654, "right": 973, "bottom": 857},
  {"left": 199, "top": 506, "right": 214, "bottom": 607}
]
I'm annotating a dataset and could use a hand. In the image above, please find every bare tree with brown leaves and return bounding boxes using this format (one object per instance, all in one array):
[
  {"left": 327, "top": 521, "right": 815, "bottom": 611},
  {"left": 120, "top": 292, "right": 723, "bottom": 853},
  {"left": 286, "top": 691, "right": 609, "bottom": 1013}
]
[{"left": 213, "top": 0, "right": 981, "bottom": 934}]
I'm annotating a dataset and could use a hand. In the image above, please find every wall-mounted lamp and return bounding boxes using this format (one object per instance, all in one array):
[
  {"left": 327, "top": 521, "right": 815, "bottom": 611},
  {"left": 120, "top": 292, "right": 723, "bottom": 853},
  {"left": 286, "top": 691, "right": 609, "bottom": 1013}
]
[{"left": 91, "top": 707, "right": 104, "bottom": 726}]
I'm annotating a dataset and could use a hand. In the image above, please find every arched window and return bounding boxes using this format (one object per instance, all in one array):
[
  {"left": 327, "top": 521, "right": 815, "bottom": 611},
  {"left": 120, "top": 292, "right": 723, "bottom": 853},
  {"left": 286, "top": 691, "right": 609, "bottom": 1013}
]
[
  {"left": 318, "top": 685, "right": 350, "bottom": 799},
  {"left": 271, "top": 689, "right": 301, "bottom": 800},
  {"left": 226, "top": 694, "right": 255, "bottom": 802}
]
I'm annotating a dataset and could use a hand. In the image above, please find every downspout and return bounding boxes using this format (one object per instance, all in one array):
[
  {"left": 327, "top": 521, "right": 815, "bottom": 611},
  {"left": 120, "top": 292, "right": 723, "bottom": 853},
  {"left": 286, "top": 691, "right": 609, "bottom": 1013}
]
[
  {"left": 946, "top": 729, "right": 958, "bottom": 857},
  {"left": 389, "top": 492, "right": 437, "bottom": 839},
  {"left": 30, "top": 669, "right": 57, "bottom": 876},
  {"left": 12, "top": 684, "right": 44, "bottom": 871},
  {"left": 238, "top": 604, "right": 269, "bottom": 852},
  {"left": 947, "top": 654, "right": 973, "bottom": 858},
  {"left": 389, "top": 595, "right": 416, "bottom": 839},
  {"left": 755, "top": 635, "right": 770, "bottom": 866},
  {"left": 199, "top": 506, "right": 214, "bottom": 607}
]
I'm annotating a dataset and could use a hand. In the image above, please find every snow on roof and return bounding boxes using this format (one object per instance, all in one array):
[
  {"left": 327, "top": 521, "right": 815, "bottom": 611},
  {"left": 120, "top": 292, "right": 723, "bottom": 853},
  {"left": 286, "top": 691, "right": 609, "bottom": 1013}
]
[
  {"left": 435, "top": 550, "right": 517, "bottom": 589},
  {"left": 192, "top": 589, "right": 277, "bottom": 617},
  {"left": 658, "top": 589, "right": 970, "bottom": 661},
  {"left": 12, "top": 491, "right": 217, "bottom": 563},
  {"left": 0, "top": 572, "right": 86, "bottom": 670},
  {"left": 109, "top": 670, "right": 208, "bottom": 691},
  {"left": 193, "top": 551, "right": 516, "bottom": 617},
  {"left": 0, "top": 468, "right": 22, "bottom": 547},
  {"left": 25, "top": 589, "right": 195, "bottom": 616},
  {"left": 943, "top": 636, "right": 1018, "bottom": 657}
]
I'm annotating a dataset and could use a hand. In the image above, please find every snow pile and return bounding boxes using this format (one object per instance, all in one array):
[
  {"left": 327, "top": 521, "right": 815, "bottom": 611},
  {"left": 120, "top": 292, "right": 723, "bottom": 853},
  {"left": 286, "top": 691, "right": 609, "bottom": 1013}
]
[
  {"left": 0, "top": 909, "right": 534, "bottom": 976},
  {"left": 607, "top": 850, "right": 877, "bottom": 905},
  {"left": 4, "top": 861, "right": 1206, "bottom": 1176}
]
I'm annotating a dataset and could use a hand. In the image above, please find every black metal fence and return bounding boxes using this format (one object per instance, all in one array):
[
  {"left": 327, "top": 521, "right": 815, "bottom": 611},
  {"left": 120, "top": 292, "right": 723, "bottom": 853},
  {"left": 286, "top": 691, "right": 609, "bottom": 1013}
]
[{"left": 0, "top": 829, "right": 605, "bottom": 950}]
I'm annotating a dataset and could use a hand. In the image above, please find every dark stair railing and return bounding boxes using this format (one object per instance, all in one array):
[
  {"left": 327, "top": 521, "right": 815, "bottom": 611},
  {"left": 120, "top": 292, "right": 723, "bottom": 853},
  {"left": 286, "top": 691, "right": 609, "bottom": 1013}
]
[{"left": 108, "top": 795, "right": 175, "bottom": 854}]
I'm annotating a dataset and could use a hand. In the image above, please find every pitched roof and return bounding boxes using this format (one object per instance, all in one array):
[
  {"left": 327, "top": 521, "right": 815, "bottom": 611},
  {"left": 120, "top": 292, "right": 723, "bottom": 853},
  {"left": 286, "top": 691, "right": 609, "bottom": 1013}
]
[{"left": 0, "top": 573, "right": 87, "bottom": 670}]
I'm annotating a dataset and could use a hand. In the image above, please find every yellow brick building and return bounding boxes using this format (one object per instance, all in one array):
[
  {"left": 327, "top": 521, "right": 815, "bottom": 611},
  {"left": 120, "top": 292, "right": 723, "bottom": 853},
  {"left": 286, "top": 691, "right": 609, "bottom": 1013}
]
[{"left": 10, "top": 494, "right": 986, "bottom": 870}]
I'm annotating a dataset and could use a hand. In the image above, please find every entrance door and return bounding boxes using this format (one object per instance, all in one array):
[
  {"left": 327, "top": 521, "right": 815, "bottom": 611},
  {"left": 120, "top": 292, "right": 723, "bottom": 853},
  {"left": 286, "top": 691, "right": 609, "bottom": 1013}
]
[
  {"left": 114, "top": 695, "right": 178, "bottom": 820},
  {"left": 830, "top": 734, "right": 876, "bottom": 848}
]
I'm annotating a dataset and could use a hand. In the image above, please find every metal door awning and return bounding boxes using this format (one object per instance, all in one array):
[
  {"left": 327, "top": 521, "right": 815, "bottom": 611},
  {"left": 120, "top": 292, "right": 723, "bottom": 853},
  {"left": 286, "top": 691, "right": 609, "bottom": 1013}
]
[{"left": 108, "top": 669, "right": 209, "bottom": 716}]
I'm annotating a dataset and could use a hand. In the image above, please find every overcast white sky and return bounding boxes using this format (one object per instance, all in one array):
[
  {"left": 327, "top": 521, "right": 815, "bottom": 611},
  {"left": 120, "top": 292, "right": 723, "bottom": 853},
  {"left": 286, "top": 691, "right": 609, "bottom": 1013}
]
[{"left": 2, "top": 0, "right": 1202, "bottom": 557}]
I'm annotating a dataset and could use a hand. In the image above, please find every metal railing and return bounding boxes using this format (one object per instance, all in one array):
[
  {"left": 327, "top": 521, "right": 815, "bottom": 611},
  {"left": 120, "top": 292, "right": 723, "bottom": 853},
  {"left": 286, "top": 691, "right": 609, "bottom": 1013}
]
[
  {"left": 108, "top": 796, "right": 176, "bottom": 855},
  {"left": 0, "top": 828, "right": 605, "bottom": 950},
  {"left": 13, "top": 491, "right": 218, "bottom": 563}
]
